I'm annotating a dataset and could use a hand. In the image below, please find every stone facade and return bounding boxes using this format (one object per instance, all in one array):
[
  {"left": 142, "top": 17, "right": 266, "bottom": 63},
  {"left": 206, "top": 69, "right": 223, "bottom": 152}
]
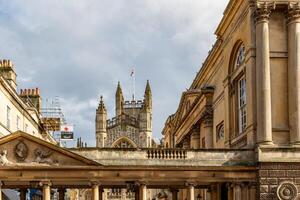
[{"left": 95, "top": 81, "right": 153, "bottom": 148}]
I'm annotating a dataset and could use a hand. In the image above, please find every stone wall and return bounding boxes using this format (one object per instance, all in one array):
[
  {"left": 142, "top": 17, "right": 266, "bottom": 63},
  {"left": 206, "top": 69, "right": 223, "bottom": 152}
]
[{"left": 259, "top": 163, "right": 300, "bottom": 200}]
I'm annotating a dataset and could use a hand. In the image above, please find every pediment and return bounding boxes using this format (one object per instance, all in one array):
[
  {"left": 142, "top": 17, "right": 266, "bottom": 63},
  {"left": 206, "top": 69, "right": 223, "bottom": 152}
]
[
  {"left": 175, "top": 90, "right": 201, "bottom": 126},
  {"left": 0, "top": 131, "right": 100, "bottom": 167}
]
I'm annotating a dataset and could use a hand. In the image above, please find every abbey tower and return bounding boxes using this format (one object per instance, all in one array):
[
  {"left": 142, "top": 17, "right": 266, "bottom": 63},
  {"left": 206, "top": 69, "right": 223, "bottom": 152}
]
[{"left": 95, "top": 81, "right": 153, "bottom": 148}]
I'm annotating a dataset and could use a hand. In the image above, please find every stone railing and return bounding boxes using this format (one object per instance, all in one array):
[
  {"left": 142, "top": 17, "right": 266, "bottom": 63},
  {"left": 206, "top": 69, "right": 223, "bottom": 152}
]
[
  {"left": 147, "top": 149, "right": 187, "bottom": 159},
  {"left": 71, "top": 148, "right": 256, "bottom": 167}
]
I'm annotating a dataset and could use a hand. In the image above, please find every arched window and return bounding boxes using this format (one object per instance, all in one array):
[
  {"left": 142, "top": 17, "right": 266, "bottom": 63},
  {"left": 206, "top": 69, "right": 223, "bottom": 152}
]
[
  {"left": 235, "top": 44, "right": 245, "bottom": 68},
  {"left": 229, "top": 42, "right": 247, "bottom": 138}
]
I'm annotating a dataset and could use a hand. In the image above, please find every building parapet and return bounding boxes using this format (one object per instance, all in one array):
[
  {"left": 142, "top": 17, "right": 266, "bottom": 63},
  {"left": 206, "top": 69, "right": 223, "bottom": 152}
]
[
  {"left": 70, "top": 148, "right": 256, "bottom": 167},
  {"left": 123, "top": 100, "right": 144, "bottom": 109},
  {"left": 107, "top": 114, "right": 139, "bottom": 129}
]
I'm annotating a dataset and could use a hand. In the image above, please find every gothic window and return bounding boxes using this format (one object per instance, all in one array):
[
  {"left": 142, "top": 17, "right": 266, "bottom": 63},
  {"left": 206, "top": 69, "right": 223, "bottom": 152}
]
[{"left": 216, "top": 122, "right": 224, "bottom": 141}]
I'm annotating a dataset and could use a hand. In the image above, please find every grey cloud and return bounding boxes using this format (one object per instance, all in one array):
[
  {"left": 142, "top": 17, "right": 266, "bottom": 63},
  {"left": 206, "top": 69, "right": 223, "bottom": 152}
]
[{"left": 0, "top": 0, "right": 228, "bottom": 146}]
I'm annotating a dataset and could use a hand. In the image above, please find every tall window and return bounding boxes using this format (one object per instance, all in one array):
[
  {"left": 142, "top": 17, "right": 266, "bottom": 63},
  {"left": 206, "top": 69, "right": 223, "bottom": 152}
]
[
  {"left": 16, "top": 115, "right": 20, "bottom": 130},
  {"left": 238, "top": 77, "right": 247, "bottom": 133},
  {"left": 25, "top": 124, "right": 28, "bottom": 133},
  {"left": 6, "top": 106, "right": 10, "bottom": 129},
  {"left": 229, "top": 42, "right": 247, "bottom": 139}
]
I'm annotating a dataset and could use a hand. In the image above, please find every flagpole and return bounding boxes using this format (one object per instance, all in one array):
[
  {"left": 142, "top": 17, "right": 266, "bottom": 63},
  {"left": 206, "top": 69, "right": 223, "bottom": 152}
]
[{"left": 133, "top": 66, "right": 136, "bottom": 101}]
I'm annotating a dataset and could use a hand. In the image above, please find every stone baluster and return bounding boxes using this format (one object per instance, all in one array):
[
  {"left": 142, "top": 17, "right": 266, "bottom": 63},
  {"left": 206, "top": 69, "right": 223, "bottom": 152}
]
[
  {"left": 39, "top": 180, "right": 52, "bottom": 200},
  {"left": 288, "top": 2, "right": 300, "bottom": 145},
  {"left": 255, "top": 2, "right": 275, "bottom": 145}
]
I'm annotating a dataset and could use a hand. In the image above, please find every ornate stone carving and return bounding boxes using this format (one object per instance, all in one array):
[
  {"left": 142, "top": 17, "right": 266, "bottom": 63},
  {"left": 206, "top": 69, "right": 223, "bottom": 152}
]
[
  {"left": 288, "top": 2, "right": 300, "bottom": 22},
  {"left": 255, "top": 2, "right": 276, "bottom": 23},
  {"left": 34, "top": 148, "right": 58, "bottom": 165},
  {"left": 277, "top": 182, "right": 298, "bottom": 200},
  {"left": 0, "top": 150, "right": 12, "bottom": 166},
  {"left": 14, "top": 140, "right": 28, "bottom": 161}
]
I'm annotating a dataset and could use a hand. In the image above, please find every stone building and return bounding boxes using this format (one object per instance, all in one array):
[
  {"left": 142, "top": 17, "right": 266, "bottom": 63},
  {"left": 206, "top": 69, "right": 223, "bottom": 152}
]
[
  {"left": 96, "top": 81, "right": 153, "bottom": 148},
  {"left": 162, "top": 0, "right": 300, "bottom": 199},
  {"left": 0, "top": 59, "right": 54, "bottom": 143}
]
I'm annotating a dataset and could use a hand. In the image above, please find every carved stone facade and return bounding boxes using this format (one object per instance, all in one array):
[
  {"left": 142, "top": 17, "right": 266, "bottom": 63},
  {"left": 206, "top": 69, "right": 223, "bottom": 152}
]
[{"left": 259, "top": 163, "right": 300, "bottom": 200}]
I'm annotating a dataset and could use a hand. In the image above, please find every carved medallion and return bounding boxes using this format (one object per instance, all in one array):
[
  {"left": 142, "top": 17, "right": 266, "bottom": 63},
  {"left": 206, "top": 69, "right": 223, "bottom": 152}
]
[
  {"left": 277, "top": 182, "right": 298, "bottom": 200},
  {"left": 14, "top": 140, "right": 28, "bottom": 161}
]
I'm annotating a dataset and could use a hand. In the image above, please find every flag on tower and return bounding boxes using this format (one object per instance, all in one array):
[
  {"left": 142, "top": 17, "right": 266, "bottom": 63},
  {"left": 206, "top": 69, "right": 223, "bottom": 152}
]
[{"left": 130, "top": 68, "right": 135, "bottom": 77}]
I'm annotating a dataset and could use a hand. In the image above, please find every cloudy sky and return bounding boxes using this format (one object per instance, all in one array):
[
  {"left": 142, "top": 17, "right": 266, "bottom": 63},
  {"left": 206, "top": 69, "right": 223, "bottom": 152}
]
[{"left": 0, "top": 0, "right": 228, "bottom": 146}]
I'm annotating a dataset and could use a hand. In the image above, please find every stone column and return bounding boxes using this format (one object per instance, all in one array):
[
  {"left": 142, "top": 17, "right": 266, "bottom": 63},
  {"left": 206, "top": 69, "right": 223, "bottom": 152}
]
[
  {"left": 233, "top": 183, "right": 242, "bottom": 200},
  {"left": 204, "top": 118, "right": 213, "bottom": 148},
  {"left": 210, "top": 185, "right": 218, "bottom": 200},
  {"left": 91, "top": 181, "right": 100, "bottom": 200},
  {"left": 39, "top": 180, "right": 51, "bottom": 200},
  {"left": 99, "top": 187, "right": 104, "bottom": 200},
  {"left": 20, "top": 189, "right": 27, "bottom": 200},
  {"left": 139, "top": 183, "right": 147, "bottom": 200},
  {"left": 0, "top": 181, "right": 3, "bottom": 200},
  {"left": 255, "top": 2, "right": 274, "bottom": 145},
  {"left": 170, "top": 189, "right": 179, "bottom": 200},
  {"left": 249, "top": 183, "right": 256, "bottom": 200},
  {"left": 288, "top": 2, "right": 300, "bottom": 145},
  {"left": 58, "top": 188, "right": 65, "bottom": 200},
  {"left": 186, "top": 183, "right": 195, "bottom": 200},
  {"left": 226, "top": 184, "right": 233, "bottom": 200}
]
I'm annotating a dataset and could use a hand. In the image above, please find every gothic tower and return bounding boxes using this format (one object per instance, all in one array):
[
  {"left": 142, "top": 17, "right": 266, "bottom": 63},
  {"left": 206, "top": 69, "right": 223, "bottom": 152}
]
[
  {"left": 95, "top": 81, "right": 154, "bottom": 148},
  {"left": 95, "top": 96, "right": 107, "bottom": 148},
  {"left": 140, "top": 80, "right": 153, "bottom": 147},
  {"left": 115, "top": 81, "right": 124, "bottom": 116}
]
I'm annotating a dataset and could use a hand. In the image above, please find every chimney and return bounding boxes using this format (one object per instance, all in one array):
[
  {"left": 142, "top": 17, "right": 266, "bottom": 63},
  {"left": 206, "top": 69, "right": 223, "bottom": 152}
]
[
  {"left": 0, "top": 59, "right": 17, "bottom": 90},
  {"left": 19, "top": 88, "right": 42, "bottom": 113}
]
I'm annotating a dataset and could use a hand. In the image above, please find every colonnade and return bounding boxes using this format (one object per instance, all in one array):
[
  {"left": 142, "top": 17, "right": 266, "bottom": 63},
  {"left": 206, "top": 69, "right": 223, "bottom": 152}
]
[
  {"left": 0, "top": 180, "right": 256, "bottom": 200},
  {"left": 256, "top": 2, "right": 300, "bottom": 145}
]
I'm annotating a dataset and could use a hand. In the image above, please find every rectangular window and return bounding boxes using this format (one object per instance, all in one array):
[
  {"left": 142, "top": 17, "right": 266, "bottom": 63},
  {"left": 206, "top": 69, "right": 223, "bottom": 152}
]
[
  {"left": 25, "top": 124, "right": 28, "bottom": 133},
  {"left": 238, "top": 77, "right": 247, "bottom": 134},
  {"left": 16, "top": 115, "right": 20, "bottom": 130},
  {"left": 6, "top": 106, "right": 10, "bottom": 129}
]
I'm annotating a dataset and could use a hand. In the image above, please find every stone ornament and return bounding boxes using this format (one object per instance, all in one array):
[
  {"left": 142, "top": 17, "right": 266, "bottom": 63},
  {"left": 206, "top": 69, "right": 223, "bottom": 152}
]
[
  {"left": 277, "top": 182, "right": 298, "bottom": 200},
  {"left": 34, "top": 148, "right": 58, "bottom": 165},
  {"left": 0, "top": 150, "right": 12, "bottom": 166},
  {"left": 14, "top": 140, "right": 28, "bottom": 161}
]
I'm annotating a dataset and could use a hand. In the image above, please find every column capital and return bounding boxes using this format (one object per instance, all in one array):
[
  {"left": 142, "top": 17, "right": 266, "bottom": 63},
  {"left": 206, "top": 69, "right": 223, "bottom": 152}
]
[
  {"left": 134, "top": 180, "right": 147, "bottom": 186},
  {"left": 288, "top": 2, "right": 300, "bottom": 23},
  {"left": 185, "top": 181, "right": 196, "bottom": 187},
  {"left": 255, "top": 2, "right": 276, "bottom": 23},
  {"left": 39, "top": 180, "right": 52, "bottom": 187},
  {"left": 90, "top": 180, "right": 101, "bottom": 187}
]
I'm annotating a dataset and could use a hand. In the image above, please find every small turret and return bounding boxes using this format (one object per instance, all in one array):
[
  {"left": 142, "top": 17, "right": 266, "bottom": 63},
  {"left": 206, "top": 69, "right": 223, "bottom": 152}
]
[
  {"left": 115, "top": 81, "right": 124, "bottom": 116},
  {"left": 95, "top": 96, "right": 107, "bottom": 148},
  {"left": 144, "top": 80, "right": 152, "bottom": 110}
]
